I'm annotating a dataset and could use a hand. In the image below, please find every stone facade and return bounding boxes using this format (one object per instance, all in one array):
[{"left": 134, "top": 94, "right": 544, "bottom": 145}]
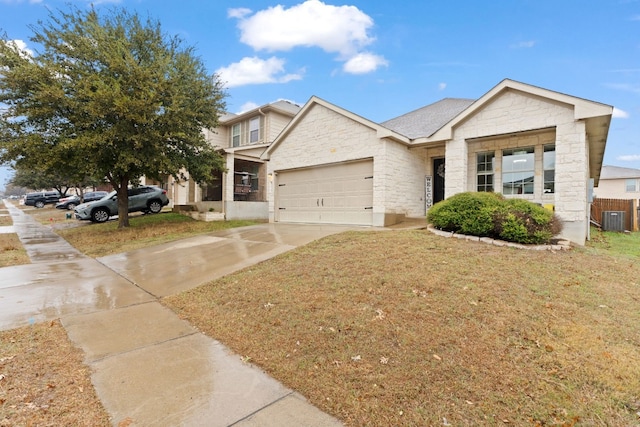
[
  {"left": 444, "top": 90, "right": 592, "bottom": 243},
  {"left": 264, "top": 80, "right": 612, "bottom": 245}
]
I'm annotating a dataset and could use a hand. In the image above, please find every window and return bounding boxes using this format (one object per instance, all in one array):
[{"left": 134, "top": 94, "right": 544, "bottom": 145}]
[
  {"left": 234, "top": 160, "right": 263, "bottom": 201},
  {"left": 231, "top": 124, "right": 240, "bottom": 147},
  {"left": 502, "top": 147, "right": 534, "bottom": 195},
  {"left": 543, "top": 144, "right": 555, "bottom": 194},
  {"left": 476, "top": 152, "right": 495, "bottom": 192},
  {"left": 249, "top": 117, "right": 260, "bottom": 143},
  {"left": 202, "top": 170, "right": 223, "bottom": 201},
  {"left": 626, "top": 179, "right": 638, "bottom": 193}
]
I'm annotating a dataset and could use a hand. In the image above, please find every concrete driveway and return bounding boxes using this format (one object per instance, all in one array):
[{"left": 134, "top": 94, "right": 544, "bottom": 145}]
[{"left": 97, "top": 223, "right": 358, "bottom": 297}]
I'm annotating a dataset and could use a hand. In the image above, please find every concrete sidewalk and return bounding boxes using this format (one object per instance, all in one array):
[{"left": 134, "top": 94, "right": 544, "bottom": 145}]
[{"left": 1, "top": 201, "right": 345, "bottom": 426}]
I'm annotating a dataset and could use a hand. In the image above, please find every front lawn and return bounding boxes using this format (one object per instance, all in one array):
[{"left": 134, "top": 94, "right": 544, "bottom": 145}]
[{"left": 165, "top": 230, "right": 640, "bottom": 426}]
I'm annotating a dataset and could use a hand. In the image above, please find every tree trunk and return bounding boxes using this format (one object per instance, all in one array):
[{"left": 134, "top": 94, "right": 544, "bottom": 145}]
[{"left": 117, "top": 177, "right": 130, "bottom": 228}]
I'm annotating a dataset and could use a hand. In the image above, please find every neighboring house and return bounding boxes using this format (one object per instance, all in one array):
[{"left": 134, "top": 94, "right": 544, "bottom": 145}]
[
  {"left": 594, "top": 165, "right": 640, "bottom": 200},
  {"left": 261, "top": 79, "right": 613, "bottom": 245},
  {"left": 168, "top": 100, "right": 301, "bottom": 219}
]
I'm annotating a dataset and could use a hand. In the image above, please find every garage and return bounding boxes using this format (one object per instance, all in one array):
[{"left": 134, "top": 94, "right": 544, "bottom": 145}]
[{"left": 275, "top": 160, "right": 373, "bottom": 225}]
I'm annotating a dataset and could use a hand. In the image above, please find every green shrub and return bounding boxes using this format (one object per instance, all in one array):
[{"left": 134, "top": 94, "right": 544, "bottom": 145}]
[
  {"left": 427, "top": 192, "right": 504, "bottom": 237},
  {"left": 427, "top": 192, "right": 563, "bottom": 244}
]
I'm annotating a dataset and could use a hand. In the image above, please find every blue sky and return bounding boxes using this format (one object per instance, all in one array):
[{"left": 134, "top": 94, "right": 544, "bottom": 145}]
[{"left": 1, "top": 0, "right": 639, "bottom": 191}]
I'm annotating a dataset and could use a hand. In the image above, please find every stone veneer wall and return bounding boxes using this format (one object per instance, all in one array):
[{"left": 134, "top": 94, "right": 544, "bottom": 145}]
[
  {"left": 445, "top": 89, "right": 590, "bottom": 244},
  {"left": 268, "top": 103, "right": 400, "bottom": 226}
]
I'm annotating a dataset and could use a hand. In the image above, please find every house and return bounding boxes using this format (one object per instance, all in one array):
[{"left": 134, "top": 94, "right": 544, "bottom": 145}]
[
  {"left": 168, "top": 100, "right": 301, "bottom": 219},
  {"left": 261, "top": 79, "right": 613, "bottom": 245},
  {"left": 594, "top": 165, "right": 640, "bottom": 200}
]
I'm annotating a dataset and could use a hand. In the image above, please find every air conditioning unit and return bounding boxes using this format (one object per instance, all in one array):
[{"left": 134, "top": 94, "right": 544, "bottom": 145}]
[{"left": 602, "top": 211, "right": 625, "bottom": 232}]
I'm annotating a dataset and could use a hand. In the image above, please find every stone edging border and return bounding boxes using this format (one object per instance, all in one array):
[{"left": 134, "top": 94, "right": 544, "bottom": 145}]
[{"left": 427, "top": 225, "right": 572, "bottom": 251}]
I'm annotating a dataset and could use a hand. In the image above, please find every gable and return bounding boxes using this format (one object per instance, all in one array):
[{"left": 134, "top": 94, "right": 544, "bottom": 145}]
[
  {"left": 264, "top": 96, "right": 409, "bottom": 160},
  {"left": 271, "top": 102, "right": 381, "bottom": 160},
  {"left": 454, "top": 89, "right": 575, "bottom": 140}
]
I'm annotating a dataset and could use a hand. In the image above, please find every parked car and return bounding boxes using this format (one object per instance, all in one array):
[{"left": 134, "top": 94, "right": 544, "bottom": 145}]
[
  {"left": 56, "top": 195, "right": 80, "bottom": 210},
  {"left": 55, "top": 191, "right": 109, "bottom": 210},
  {"left": 24, "top": 191, "right": 62, "bottom": 208},
  {"left": 74, "top": 186, "right": 169, "bottom": 223}
]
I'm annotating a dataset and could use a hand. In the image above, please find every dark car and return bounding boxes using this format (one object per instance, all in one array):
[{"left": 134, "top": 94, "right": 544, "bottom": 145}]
[
  {"left": 55, "top": 191, "right": 109, "bottom": 210},
  {"left": 74, "top": 186, "right": 169, "bottom": 223},
  {"left": 24, "top": 191, "right": 62, "bottom": 208}
]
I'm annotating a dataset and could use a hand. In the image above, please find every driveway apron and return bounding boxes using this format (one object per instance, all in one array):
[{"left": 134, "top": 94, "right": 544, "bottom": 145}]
[{"left": 1, "top": 202, "right": 344, "bottom": 427}]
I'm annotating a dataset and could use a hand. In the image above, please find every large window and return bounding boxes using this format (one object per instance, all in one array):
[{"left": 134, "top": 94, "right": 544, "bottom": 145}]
[
  {"left": 543, "top": 144, "right": 555, "bottom": 194},
  {"left": 231, "top": 124, "right": 240, "bottom": 147},
  {"left": 234, "top": 160, "right": 263, "bottom": 201},
  {"left": 476, "top": 152, "right": 495, "bottom": 192},
  {"left": 502, "top": 147, "right": 534, "bottom": 195},
  {"left": 249, "top": 117, "right": 260, "bottom": 143}
]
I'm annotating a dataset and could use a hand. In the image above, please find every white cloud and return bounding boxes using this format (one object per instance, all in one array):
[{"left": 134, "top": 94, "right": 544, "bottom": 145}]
[
  {"left": 613, "top": 107, "right": 629, "bottom": 119},
  {"left": 4, "top": 39, "right": 33, "bottom": 58},
  {"left": 0, "top": 0, "right": 43, "bottom": 3},
  {"left": 605, "top": 82, "right": 640, "bottom": 94},
  {"left": 617, "top": 154, "right": 640, "bottom": 161},
  {"left": 228, "top": 8, "right": 252, "bottom": 19},
  {"left": 343, "top": 52, "right": 387, "bottom": 74},
  {"left": 216, "top": 56, "right": 303, "bottom": 88},
  {"left": 228, "top": 0, "right": 387, "bottom": 76},
  {"left": 438, "top": 82, "right": 447, "bottom": 91},
  {"left": 237, "top": 101, "right": 259, "bottom": 114},
  {"left": 233, "top": 0, "right": 374, "bottom": 56},
  {"left": 510, "top": 40, "right": 536, "bottom": 49}
]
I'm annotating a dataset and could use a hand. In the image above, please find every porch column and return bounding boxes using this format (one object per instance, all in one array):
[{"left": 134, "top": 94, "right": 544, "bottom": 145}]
[{"left": 444, "top": 137, "right": 468, "bottom": 199}]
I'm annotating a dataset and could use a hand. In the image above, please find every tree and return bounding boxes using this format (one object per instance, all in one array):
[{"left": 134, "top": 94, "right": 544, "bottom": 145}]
[
  {"left": 0, "top": 6, "right": 226, "bottom": 227},
  {"left": 10, "top": 166, "right": 71, "bottom": 196}
]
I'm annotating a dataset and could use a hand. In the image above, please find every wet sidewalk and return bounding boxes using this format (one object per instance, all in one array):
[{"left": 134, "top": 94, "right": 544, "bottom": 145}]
[{"left": 1, "top": 201, "right": 343, "bottom": 426}]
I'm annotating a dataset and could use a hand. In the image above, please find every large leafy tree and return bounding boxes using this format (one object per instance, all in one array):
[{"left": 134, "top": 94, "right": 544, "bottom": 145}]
[{"left": 0, "top": 7, "right": 226, "bottom": 227}]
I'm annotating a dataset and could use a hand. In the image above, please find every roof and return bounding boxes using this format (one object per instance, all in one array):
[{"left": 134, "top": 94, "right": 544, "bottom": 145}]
[
  {"left": 599, "top": 165, "right": 640, "bottom": 179},
  {"left": 220, "top": 100, "right": 301, "bottom": 125},
  {"left": 381, "top": 98, "right": 475, "bottom": 139}
]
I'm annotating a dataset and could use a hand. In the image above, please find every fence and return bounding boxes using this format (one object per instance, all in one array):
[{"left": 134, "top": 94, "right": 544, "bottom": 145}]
[{"left": 590, "top": 198, "right": 638, "bottom": 232}]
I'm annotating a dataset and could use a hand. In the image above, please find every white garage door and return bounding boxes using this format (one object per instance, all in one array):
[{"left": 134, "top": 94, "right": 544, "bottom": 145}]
[{"left": 275, "top": 160, "right": 373, "bottom": 225}]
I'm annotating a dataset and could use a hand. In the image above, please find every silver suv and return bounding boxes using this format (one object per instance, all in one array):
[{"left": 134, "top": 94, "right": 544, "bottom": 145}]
[{"left": 74, "top": 186, "right": 170, "bottom": 223}]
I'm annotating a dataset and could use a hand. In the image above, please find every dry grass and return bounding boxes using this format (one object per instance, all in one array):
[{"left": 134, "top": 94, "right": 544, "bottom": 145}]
[
  {"left": 0, "top": 234, "right": 29, "bottom": 267},
  {"left": 0, "top": 206, "right": 29, "bottom": 267},
  {"left": 0, "top": 320, "right": 110, "bottom": 426},
  {"left": 0, "top": 210, "right": 11, "bottom": 227},
  {"left": 164, "top": 230, "right": 640, "bottom": 426}
]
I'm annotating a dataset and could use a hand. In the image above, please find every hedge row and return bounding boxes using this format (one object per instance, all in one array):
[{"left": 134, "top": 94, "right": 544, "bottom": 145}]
[{"left": 426, "top": 192, "right": 563, "bottom": 244}]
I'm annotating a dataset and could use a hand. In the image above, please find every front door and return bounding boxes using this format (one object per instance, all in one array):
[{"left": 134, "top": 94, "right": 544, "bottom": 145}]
[{"left": 433, "top": 158, "right": 445, "bottom": 204}]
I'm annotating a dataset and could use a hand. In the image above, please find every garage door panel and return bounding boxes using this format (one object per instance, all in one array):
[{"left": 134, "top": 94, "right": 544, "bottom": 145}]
[{"left": 276, "top": 161, "right": 373, "bottom": 225}]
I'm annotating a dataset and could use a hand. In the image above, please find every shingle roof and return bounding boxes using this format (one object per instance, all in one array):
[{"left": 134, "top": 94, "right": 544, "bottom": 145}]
[
  {"left": 220, "top": 100, "right": 301, "bottom": 124},
  {"left": 380, "top": 98, "right": 475, "bottom": 139},
  {"left": 600, "top": 165, "right": 640, "bottom": 179}
]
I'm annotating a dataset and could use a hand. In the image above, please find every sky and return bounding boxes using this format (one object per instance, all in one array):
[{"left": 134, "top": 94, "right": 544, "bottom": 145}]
[{"left": 1, "top": 0, "right": 639, "bottom": 191}]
